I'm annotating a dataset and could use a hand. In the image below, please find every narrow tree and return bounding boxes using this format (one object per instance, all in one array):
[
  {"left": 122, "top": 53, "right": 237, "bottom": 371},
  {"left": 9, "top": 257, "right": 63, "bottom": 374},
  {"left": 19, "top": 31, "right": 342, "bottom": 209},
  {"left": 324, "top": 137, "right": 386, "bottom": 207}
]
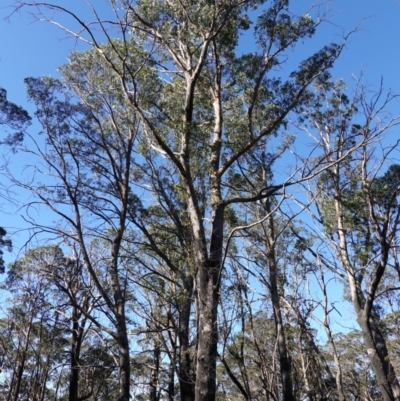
[{"left": 305, "top": 79, "right": 400, "bottom": 401}]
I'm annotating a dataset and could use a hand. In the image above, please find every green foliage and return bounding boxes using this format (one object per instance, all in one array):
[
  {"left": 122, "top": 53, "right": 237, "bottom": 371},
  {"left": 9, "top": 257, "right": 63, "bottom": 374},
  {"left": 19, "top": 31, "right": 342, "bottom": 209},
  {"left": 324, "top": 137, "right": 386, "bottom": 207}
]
[
  {"left": 370, "top": 164, "right": 400, "bottom": 211},
  {"left": 0, "top": 227, "right": 11, "bottom": 274},
  {"left": 6, "top": 0, "right": 396, "bottom": 400},
  {"left": 0, "top": 86, "right": 31, "bottom": 148}
]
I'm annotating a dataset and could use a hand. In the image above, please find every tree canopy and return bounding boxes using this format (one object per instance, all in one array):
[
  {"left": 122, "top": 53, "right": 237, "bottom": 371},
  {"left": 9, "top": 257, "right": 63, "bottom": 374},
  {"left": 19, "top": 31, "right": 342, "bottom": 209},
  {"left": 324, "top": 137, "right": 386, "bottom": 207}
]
[{"left": 1, "top": 1, "right": 400, "bottom": 401}]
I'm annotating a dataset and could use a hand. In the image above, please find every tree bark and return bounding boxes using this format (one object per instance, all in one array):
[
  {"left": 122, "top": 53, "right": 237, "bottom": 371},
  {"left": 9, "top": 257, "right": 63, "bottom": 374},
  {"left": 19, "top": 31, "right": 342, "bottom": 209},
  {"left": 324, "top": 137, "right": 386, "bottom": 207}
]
[
  {"left": 179, "top": 278, "right": 195, "bottom": 401},
  {"left": 69, "top": 307, "right": 84, "bottom": 401},
  {"left": 195, "top": 268, "right": 220, "bottom": 401},
  {"left": 149, "top": 343, "right": 160, "bottom": 401},
  {"left": 357, "top": 313, "right": 400, "bottom": 401},
  {"left": 167, "top": 358, "right": 175, "bottom": 401},
  {"left": 194, "top": 206, "right": 224, "bottom": 401},
  {"left": 12, "top": 298, "right": 36, "bottom": 401},
  {"left": 115, "top": 302, "right": 130, "bottom": 401},
  {"left": 264, "top": 197, "right": 294, "bottom": 401}
]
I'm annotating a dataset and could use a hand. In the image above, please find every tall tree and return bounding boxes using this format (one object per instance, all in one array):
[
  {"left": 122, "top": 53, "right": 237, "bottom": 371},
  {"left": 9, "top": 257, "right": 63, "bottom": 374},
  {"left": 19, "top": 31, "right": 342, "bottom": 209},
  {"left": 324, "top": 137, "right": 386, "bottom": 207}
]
[
  {"left": 19, "top": 75, "right": 139, "bottom": 401},
  {"left": 13, "top": 1, "right": 360, "bottom": 400},
  {"left": 305, "top": 79, "right": 400, "bottom": 401}
]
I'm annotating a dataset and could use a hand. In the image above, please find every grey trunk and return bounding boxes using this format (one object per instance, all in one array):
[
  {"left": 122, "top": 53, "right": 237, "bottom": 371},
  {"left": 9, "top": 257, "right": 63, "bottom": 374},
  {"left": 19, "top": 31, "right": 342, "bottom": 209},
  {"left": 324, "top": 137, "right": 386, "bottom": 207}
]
[
  {"left": 116, "top": 303, "right": 130, "bottom": 401},
  {"left": 358, "top": 314, "right": 400, "bottom": 401},
  {"left": 265, "top": 199, "right": 294, "bottom": 401},
  {"left": 194, "top": 206, "right": 224, "bottom": 401}
]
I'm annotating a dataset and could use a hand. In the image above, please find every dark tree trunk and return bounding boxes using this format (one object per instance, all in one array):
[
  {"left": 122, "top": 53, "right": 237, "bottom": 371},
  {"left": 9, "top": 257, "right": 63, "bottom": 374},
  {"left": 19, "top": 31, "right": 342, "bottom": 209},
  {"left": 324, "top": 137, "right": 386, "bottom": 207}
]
[
  {"left": 150, "top": 344, "right": 160, "bottom": 401},
  {"left": 167, "top": 358, "right": 175, "bottom": 401},
  {"left": 179, "top": 278, "right": 195, "bottom": 401},
  {"left": 194, "top": 206, "right": 224, "bottom": 401},
  {"left": 195, "top": 270, "right": 220, "bottom": 401},
  {"left": 69, "top": 308, "right": 84, "bottom": 401},
  {"left": 115, "top": 297, "right": 130, "bottom": 401}
]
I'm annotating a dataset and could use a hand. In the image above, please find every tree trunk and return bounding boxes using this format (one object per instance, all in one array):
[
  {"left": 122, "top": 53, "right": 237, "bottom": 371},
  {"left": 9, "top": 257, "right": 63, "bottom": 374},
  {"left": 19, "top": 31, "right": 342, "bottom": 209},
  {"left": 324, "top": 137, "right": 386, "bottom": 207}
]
[
  {"left": 358, "top": 313, "right": 400, "bottom": 401},
  {"left": 324, "top": 321, "right": 345, "bottom": 401},
  {"left": 179, "top": 278, "right": 195, "bottom": 401},
  {"left": 116, "top": 302, "right": 130, "bottom": 401},
  {"left": 298, "top": 330, "right": 314, "bottom": 401},
  {"left": 195, "top": 269, "right": 220, "bottom": 401},
  {"left": 149, "top": 343, "right": 160, "bottom": 401},
  {"left": 69, "top": 307, "right": 84, "bottom": 401},
  {"left": 167, "top": 358, "right": 175, "bottom": 401},
  {"left": 194, "top": 204, "right": 224, "bottom": 401},
  {"left": 13, "top": 310, "right": 34, "bottom": 401},
  {"left": 332, "top": 167, "right": 400, "bottom": 401},
  {"left": 264, "top": 198, "right": 294, "bottom": 401}
]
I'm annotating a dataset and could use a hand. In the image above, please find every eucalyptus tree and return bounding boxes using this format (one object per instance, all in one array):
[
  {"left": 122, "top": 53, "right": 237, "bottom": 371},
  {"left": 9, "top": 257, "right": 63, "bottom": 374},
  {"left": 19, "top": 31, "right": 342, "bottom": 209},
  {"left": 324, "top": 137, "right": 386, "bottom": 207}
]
[
  {"left": 18, "top": 75, "right": 141, "bottom": 401},
  {"left": 221, "top": 196, "right": 296, "bottom": 400},
  {"left": 12, "top": 0, "right": 363, "bottom": 399},
  {"left": 325, "top": 330, "right": 382, "bottom": 400},
  {"left": 0, "top": 87, "right": 30, "bottom": 270},
  {"left": 303, "top": 79, "right": 400, "bottom": 401},
  {"left": 0, "top": 86, "right": 30, "bottom": 146},
  {"left": 25, "top": 245, "right": 99, "bottom": 401},
  {"left": 122, "top": 154, "right": 199, "bottom": 401},
  {"left": 0, "top": 247, "right": 67, "bottom": 401},
  {"left": 219, "top": 139, "right": 341, "bottom": 400},
  {"left": 0, "top": 245, "right": 107, "bottom": 401}
]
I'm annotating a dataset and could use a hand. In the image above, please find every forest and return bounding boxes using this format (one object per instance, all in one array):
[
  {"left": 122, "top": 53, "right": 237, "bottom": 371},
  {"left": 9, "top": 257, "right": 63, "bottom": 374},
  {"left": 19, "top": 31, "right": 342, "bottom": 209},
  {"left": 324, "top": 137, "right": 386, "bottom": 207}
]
[{"left": 1, "top": 0, "right": 400, "bottom": 400}]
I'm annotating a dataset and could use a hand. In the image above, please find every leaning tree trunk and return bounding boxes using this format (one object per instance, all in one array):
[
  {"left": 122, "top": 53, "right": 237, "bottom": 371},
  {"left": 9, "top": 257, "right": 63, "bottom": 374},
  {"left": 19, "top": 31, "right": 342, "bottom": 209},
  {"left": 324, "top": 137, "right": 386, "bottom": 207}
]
[
  {"left": 357, "top": 311, "right": 400, "bottom": 401},
  {"left": 332, "top": 172, "right": 400, "bottom": 401},
  {"left": 12, "top": 296, "right": 36, "bottom": 401}
]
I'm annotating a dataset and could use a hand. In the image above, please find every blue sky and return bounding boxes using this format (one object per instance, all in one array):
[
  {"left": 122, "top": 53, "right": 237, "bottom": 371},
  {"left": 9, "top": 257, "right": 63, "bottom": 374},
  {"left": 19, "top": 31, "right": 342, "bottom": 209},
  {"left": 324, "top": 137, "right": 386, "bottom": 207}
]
[
  {"left": 1, "top": 0, "right": 400, "bottom": 108},
  {"left": 0, "top": 0, "right": 400, "bottom": 277}
]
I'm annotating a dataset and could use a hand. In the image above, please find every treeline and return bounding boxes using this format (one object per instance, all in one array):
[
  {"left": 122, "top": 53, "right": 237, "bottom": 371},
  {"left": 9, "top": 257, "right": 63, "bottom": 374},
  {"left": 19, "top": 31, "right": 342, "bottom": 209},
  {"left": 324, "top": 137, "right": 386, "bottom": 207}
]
[{"left": 1, "top": 1, "right": 400, "bottom": 400}]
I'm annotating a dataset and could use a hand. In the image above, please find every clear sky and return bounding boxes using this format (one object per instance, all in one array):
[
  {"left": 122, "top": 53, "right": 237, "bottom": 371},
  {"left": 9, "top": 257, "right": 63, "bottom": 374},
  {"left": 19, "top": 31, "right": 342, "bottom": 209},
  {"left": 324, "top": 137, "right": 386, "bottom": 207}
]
[
  {"left": 0, "top": 0, "right": 400, "bottom": 258},
  {"left": 1, "top": 1, "right": 400, "bottom": 108}
]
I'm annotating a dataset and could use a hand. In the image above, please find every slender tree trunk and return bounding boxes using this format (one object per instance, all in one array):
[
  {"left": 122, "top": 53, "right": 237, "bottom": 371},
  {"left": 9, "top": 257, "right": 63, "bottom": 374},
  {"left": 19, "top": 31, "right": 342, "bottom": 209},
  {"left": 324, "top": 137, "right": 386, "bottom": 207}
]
[
  {"left": 7, "top": 367, "right": 16, "bottom": 401},
  {"left": 116, "top": 303, "right": 130, "bottom": 401},
  {"left": 194, "top": 205, "right": 224, "bottom": 401},
  {"left": 167, "top": 357, "right": 175, "bottom": 401},
  {"left": 195, "top": 269, "right": 220, "bottom": 401},
  {"left": 179, "top": 278, "right": 195, "bottom": 401},
  {"left": 149, "top": 343, "right": 160, "bottom": 401},
  {"left": 39, "top": 315, "right": 59, "bottom": 401},
  {"left": 69, "top": 307, "right": 84, "bottom": 401},
  {"left": 13, "top": 310, "right": 35, "bottom": 401},
  {"left": 264, "top": 198, "right": 294, "bottom": 401},
  {"left": 111, "top": 176, "right": 132, "bottom": 401},
  {"left": 331, "top": 170, "right": 400, "bottom": 401},
  {"left": 298, "top": 331, "right": 314, "bottom": 401},
  {"left": 319, "top": 268, "right": 345, "bottom": 401}
]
